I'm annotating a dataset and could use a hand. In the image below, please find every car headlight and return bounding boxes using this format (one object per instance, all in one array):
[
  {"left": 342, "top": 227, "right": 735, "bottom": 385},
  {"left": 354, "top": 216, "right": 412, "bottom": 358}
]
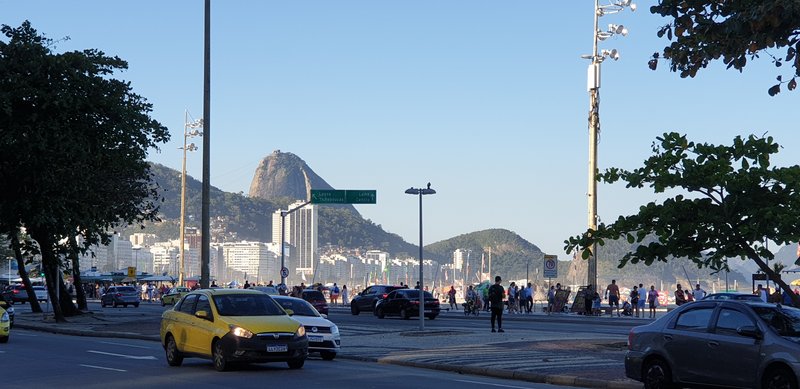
[
  {"left": 5, "top": 307, "right": 13, "bottom": 315},
  {"left": 0, "top": 312, "right": 8, "bottom": 323},
  {"left": 229, "top": 325, "right": 253, "bottom": 338},
  {"left": 330, "top": 324, "right": 339, "bottom": 335},
  {"left": 295, "top": 325, "right": 306, "bottom": 338}
]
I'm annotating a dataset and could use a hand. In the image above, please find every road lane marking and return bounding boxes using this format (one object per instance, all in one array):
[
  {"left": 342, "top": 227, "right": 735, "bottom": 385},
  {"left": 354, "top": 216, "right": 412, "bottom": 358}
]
[
  {"left": 87, "top": 350, "right": 157, "bottom": 360},
  {"left": 97, "top": 341, "right": 153, "bottom": 350},
  {"left": 80, "top": 364, "right": 127, "bottom": 372},
  {"left": 12, "top": 332, "right": 38, "bottom": 337},
  {"left": 454, "top": 379, "right": 532, "bottom": 388}
]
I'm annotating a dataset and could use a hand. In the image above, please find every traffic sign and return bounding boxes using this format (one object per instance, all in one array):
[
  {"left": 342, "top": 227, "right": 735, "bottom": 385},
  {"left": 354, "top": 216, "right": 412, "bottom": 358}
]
[
  {"left": 280, "top": 267, "right": 289, "bottom": 278},
  {"left": 127, "top": 266, "right": 137, "bottom": 278},
  {"left": 310, "top": 189, "right": 376, "bottom": 204},
  {"left": 543, "top": 255, "right": 558, "bottom": 278}
]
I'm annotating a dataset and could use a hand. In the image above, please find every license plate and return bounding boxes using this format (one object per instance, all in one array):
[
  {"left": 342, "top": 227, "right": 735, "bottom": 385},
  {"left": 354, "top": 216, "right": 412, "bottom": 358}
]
[
  {"left": 308, "top": 335, "right": 324, "bottom": 343},
  {"left": 267, "top": 345, "right": 288, "bottom": 353},
  {"left": 424, "top": 310, "right": 432, "bottom": 313}
]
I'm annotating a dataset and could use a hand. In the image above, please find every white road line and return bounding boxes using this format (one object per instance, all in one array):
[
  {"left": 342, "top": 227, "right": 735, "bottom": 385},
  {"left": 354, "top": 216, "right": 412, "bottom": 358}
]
[
  {"left": 97, "top": 341, "right": 153, "bottom": 350},
  {"left": 12, "top": 332, "right": 38, "bottom": 337},
  {"left": 80, "top": 364, "right": 127, "bottom": 372},
  {"left": 453, "top": 379, "right": 532, "bottom": 388},
  {"left": 87, "top": 350, "right": 157, "bottom": 360}
]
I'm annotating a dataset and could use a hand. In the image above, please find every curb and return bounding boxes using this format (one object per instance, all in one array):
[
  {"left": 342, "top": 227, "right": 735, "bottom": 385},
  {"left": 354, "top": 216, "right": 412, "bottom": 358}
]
[
  {"left": 336, "top": 354, "right": 642, "bottom": 389},
  {"left": 15, "top": 323, "right": 161, "bottom": 343}
]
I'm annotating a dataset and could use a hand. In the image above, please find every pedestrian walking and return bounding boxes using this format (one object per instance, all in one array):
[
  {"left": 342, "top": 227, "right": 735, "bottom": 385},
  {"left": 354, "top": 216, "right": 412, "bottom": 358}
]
[
  {"left": 330, "top": 283, "right": 340, "bottom": 305},
  {"left": 448, "top": 285, "right": 458, "bottom": 310},
  {"left": 637, "top": 283, "right": 646, "bottom": 313},
  {"left": 488, "top": 276, "right": 505, "bottom": 333},
  {"left": 243, "top": 280, "right": 251, "bottom": 289},
  {"left": 341, "top": 285, "right": 349, "bottom": 306},
  {"left": 583, "top": 284, "right": 594, "bottom": 316},
  {"left": 146, "top": 283, "right": 155, "bottom": 302},
  {"left": 507, "top": 282, "right": 517, "bottom": 314},
  {"left": 525, "top": 283, "right": 534, "bottom": 313},
  {"left": 674, "top": 284, "right": 686, "bottom": 306},
  {"left": 648, "top": 285, "right": 659, "bottom": 319},
  {"left": 605, "top": 279, "right": 621, "bottom": 316},
  {"left": 547, "top": 285, "right": 556, "bottom": 315},
  {"left": 630, "top": 285, "right": 640, "bottom": 318}
]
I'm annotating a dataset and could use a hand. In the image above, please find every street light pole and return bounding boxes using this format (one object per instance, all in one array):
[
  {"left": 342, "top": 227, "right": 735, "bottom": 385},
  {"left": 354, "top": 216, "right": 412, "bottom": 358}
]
[
  {"left": 405, "top": 183, "right": 436, "bottom": 331},
  {"left": 583, "top": 0, "right": 635, "bottom": 290},
  {"left": 179, "top": 111, "right": 202, "bottom": 287}
]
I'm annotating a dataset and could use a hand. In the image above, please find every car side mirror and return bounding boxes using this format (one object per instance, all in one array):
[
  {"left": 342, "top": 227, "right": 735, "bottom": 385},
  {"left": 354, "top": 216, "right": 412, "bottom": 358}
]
[
  {"left": 195, "top": 310, "right": 212, "bottom": 321},
  {"left": 320, "top": 313, "right": 328, "bottom": 319},
  {"left": 736, "top": 325, "right": 762, "bottom": 339},
  {"left": 284, "top": 309, "right": 294, "bottom": 316}
]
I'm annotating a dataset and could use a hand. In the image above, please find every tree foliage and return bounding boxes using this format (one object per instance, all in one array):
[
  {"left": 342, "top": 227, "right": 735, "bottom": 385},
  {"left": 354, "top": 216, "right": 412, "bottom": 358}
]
[
  {"left": 565, "top": 132, "right": 800, "bottom": 305},
  {"left": 649, "top": 0, "right": 800, "bottom": 95},
  {"left": 0, "top": 22, "right": 169, "bottom": 321}
]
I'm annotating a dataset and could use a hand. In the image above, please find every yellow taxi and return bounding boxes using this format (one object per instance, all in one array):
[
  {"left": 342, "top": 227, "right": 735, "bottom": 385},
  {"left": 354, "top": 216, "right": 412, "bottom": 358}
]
[
  {"left": 160, "top": 287, "right": 191, "bottom": 307},
  {"left": 0, "top": 304, "right": 10, "bottom": 343},
  {"left": 160, "top": 288, "right": 307, "bottom": 371}
]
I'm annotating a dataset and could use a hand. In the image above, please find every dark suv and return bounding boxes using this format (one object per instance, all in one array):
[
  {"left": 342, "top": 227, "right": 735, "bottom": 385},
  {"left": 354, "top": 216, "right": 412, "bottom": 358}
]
[
  {"left": 2, "top": 285, "right": 28, "bottom": 304},
  {"left": 350, "top": 285, "right": 406, "bottom": 315},
  {"left": 301, "top": 289, "right": 329, "bottom": 315}
]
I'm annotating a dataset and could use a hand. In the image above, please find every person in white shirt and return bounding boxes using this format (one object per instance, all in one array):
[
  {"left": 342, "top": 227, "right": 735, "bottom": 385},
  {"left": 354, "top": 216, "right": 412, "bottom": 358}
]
[
  {"left": 692, "top": 284, "right": 706, "bottom": 301},
  {"left": 756, "top": 284, "right": 768, "bottom": 302}
]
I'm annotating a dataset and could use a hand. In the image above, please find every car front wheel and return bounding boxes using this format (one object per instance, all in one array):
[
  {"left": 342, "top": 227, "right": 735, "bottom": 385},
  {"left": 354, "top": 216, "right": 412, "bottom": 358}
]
[
  {"left": 287, "top": 358, "right": 305, "bottom": 369},
  {"left": 642, "top": 358, "right": 674, "bottom": 389},
  {"left": 165, "top": 335, "right": 183, "bottom": 366},
  {"left": 763, "top": 367, "right": 798, "bottom": 389},
  {"left": 351, "top": 304, "right": 359, "bottom": 315},
  {"left": 213, "top": 340, "right": 229, "bottom": 372}
]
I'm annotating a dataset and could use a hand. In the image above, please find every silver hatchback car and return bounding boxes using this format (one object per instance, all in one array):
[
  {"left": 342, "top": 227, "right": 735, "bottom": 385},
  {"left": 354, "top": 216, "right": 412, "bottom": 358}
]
[{"left": 626, "top": 300, "right": 800, "bottom": 389}]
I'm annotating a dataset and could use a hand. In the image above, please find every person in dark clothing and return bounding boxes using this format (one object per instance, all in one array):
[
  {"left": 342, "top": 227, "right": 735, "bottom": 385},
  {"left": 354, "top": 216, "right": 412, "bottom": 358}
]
[
  {"left": 488, "top": 275, "right": 505, "bottom": 333},
  {"left": 584, "top": 284, "right": 594, "bottom": 316}
]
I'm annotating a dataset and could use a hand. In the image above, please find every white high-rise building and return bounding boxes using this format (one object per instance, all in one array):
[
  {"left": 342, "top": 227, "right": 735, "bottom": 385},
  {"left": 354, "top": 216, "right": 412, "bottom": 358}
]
[
  {"left": 272, "top": 200, "right": 317, "bottom": 278},
  {"left": 222, "top": 241, "right": 278, "bottom": 284}
]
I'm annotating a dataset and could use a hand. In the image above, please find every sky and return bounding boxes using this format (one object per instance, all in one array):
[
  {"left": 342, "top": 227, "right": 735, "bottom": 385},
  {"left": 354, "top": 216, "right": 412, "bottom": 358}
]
[{"left": 5, "top": 1, "right": 798, "bottom": 260}]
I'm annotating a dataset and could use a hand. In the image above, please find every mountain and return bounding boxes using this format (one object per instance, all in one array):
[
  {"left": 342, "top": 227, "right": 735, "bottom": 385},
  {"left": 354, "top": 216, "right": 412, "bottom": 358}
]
[{"left": 425, "top": 229, "right": 546, "bottom": 280}]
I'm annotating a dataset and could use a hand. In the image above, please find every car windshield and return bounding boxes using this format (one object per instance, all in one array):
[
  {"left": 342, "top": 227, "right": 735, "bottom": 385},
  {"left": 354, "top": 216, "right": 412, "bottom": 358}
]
[
  {"left": 275, "top": 298, "right": 319, "bottom": 317},
  {"left": 212, "top": 294, "right": 285, "bottom": 316},
  {"left": 303, "top": 291, "right": 325, "bottom": 300},
  {"left": 115, "top": 287, "right": 136, "bottom": 292},
  {"left": 399, "top": 290, "right": 433, "bottom": 299},
  {"left": 753, "top": 306, "right": 800, "bottom": 337}
]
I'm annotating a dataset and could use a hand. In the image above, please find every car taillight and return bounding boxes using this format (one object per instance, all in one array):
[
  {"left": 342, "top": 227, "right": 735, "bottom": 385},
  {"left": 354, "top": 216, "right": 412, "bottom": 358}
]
[
  {"left": 13, "top": 289, "right": 19, "bottom": 294},
  {"left": 627, "top": 330, "right": 634, "bottom": 350},
  {"left": 382, "top": 293, "right": 388, "bottom": 299},
  {"left": 115, "top": 293, "right": 122, "bottom": 297},
  {"left": 411, "top": 301, "right": 419, "bottom": 304}
]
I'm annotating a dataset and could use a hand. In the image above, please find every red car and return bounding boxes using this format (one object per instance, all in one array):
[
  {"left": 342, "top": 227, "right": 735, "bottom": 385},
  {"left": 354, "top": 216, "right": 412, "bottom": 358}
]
[{"left": 301, "top": 289, "right": 328, "bottom": 315}]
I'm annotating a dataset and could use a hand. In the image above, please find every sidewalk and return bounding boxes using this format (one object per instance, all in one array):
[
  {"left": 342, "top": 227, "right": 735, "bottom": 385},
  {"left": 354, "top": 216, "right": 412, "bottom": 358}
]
[{"left": 14, "top": 308, "right": 643, "bottom": 389}]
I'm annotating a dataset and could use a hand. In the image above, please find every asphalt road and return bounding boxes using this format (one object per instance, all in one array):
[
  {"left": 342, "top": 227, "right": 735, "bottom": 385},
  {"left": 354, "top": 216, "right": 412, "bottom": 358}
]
[{"left": 4, "top": 329, "right": 579, "bottom": 389}]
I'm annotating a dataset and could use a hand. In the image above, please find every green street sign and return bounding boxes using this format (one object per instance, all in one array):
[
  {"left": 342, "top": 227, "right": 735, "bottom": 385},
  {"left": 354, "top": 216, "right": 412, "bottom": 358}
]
[
  {"left": 310, "top": 190, "right": 346, "bottom": 204},
  {"left": 346, "top": 190, "right": 376, "bottom": 204},
  {"left": 310, "top": 189, "right": 376, "bottom": 204}
]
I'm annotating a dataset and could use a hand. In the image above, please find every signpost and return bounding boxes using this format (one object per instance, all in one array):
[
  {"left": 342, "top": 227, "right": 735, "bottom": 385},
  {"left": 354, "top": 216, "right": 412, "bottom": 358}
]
[
  {"left": 310, "top": 189, "right": 376, "bottom": 204},
  {"left": 543, "top": 255, "right": 558, "bottom": 279},
  {"left": 127, "top": 266, "right": 137, "bottom": 279},
  {"left": 280, "top": 267, "right": 289, "bottom": 279}
]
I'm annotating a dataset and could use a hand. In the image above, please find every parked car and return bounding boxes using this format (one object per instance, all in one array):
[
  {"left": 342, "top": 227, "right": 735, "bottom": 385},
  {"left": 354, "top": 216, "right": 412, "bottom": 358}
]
[
  {"left": 2, "top": 284, "right": 28, "bottom": 304},
  {"left": 160, "top": 287, "right": 191, "bottom": 307},
  {"left": 32, "top": 286, "right": 47, "bottom": 302},
  {"left": 253, "top": 286, "right": 279, "bottom": 295},
  {"left": 0, "top": 299, "right": 14, "bottom": 328},
  {"left": 350, "top": 285, "right": 406, "bottom": 315},
  {"left": 300, "top": 289, "right": 329, "bottom": 315},
  {"left": 375, "top": 289, "right": 440, "bottom": 320},
  {"left": 100, "top": 286, "right": 140, "bottom": 308},
  {"left": 702, "top": 292, "right": 763, "bottom": 302},
  {"left": 626, "top": 300, "right": 800, "bottom": 388},
  {"left": 272, "top": 295, "right": 340, "bottom": 360},
  {"left": 0, "top": 304, "right": 9, "bottom": 343},
  {"left": 160, "top": 289, "right": 308, "bottom": 371}
]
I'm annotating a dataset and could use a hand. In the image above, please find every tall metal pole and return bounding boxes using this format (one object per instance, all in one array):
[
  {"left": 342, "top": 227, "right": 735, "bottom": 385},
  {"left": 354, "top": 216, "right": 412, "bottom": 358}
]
[
  {"left": 179, "top": 112, "right": 189, "bottom": 287},
  {"left": 280, "top": 211, "right": 287, "bottom": 286},
  {"left": 587, "top": 0, "right": 601, "bottom": 291},
  {"left": 200, "top": 0, "right": 211, "bottom": 289},
  {"left": 418, "top": 191, "right": 424, "bottom": 331}
]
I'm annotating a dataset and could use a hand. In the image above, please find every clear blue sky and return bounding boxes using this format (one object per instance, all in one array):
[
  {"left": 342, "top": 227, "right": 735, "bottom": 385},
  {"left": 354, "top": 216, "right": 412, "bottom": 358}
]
[{"left": 6, "top": 1, "right": 797, "bottom": 259}]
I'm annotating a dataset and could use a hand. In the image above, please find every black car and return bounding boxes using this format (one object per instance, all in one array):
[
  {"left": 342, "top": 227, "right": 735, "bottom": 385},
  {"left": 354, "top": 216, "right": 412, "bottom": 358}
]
[
  {"left": 1, "top": 285, "right": 28, "bottom": 304},
  {"left": 374, "top": 289, "right": 440, "bottom": 320},
  {"left": 626, "top": 300, "right": 800, "bottom": 388},
  {"left": 350, "top": 285, "right": 406, "bottom": 315},
  {"left": 300, "top": 289, "right": 329, "bottom": 315}
]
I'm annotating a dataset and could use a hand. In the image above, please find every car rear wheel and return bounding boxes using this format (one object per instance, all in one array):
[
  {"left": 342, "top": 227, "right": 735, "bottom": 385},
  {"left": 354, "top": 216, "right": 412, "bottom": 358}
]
[
  {"left": 401, "top": 308, "right": 410, "bottom": 320},
  {"left": 0, "top": 335, "right": 8, "bottom": 343},
  {"left": 643, "top": 358, "right": 674, "bottom": 389},
  {"left": 287, "top": 358, "right": 305, "bottom": 369},
  {"left": 100, "top": 300, "right": 106, "bottom": 308},
  {"left": 165, "top": 335, "right": 183, "bottom": 366},
  {"left": 134, "top": 303, "right": 139, "bottom": 308},
  {"left": 350, "top": 304, "right": 359, "bottom": 315},
  {"left": 763, "top": 367, "right": 798, "bottom": 389},
  {"left": 426, "top": 315, "right": 436, "bottom": 320},
  {"left": 213, "top": 340, "right": 229, "bottom": 372},
  {"left": 320, "top": 351, "right": 336, "bottom": 361},
  {"left": 376, "top": 307, "right": 385, "bottom": 319},
  {"left": 161, "top": 299, "right": 166, "bottom": 307},
  {"left": 112, "top": 301, "right": 118, "bottom": 308}
]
